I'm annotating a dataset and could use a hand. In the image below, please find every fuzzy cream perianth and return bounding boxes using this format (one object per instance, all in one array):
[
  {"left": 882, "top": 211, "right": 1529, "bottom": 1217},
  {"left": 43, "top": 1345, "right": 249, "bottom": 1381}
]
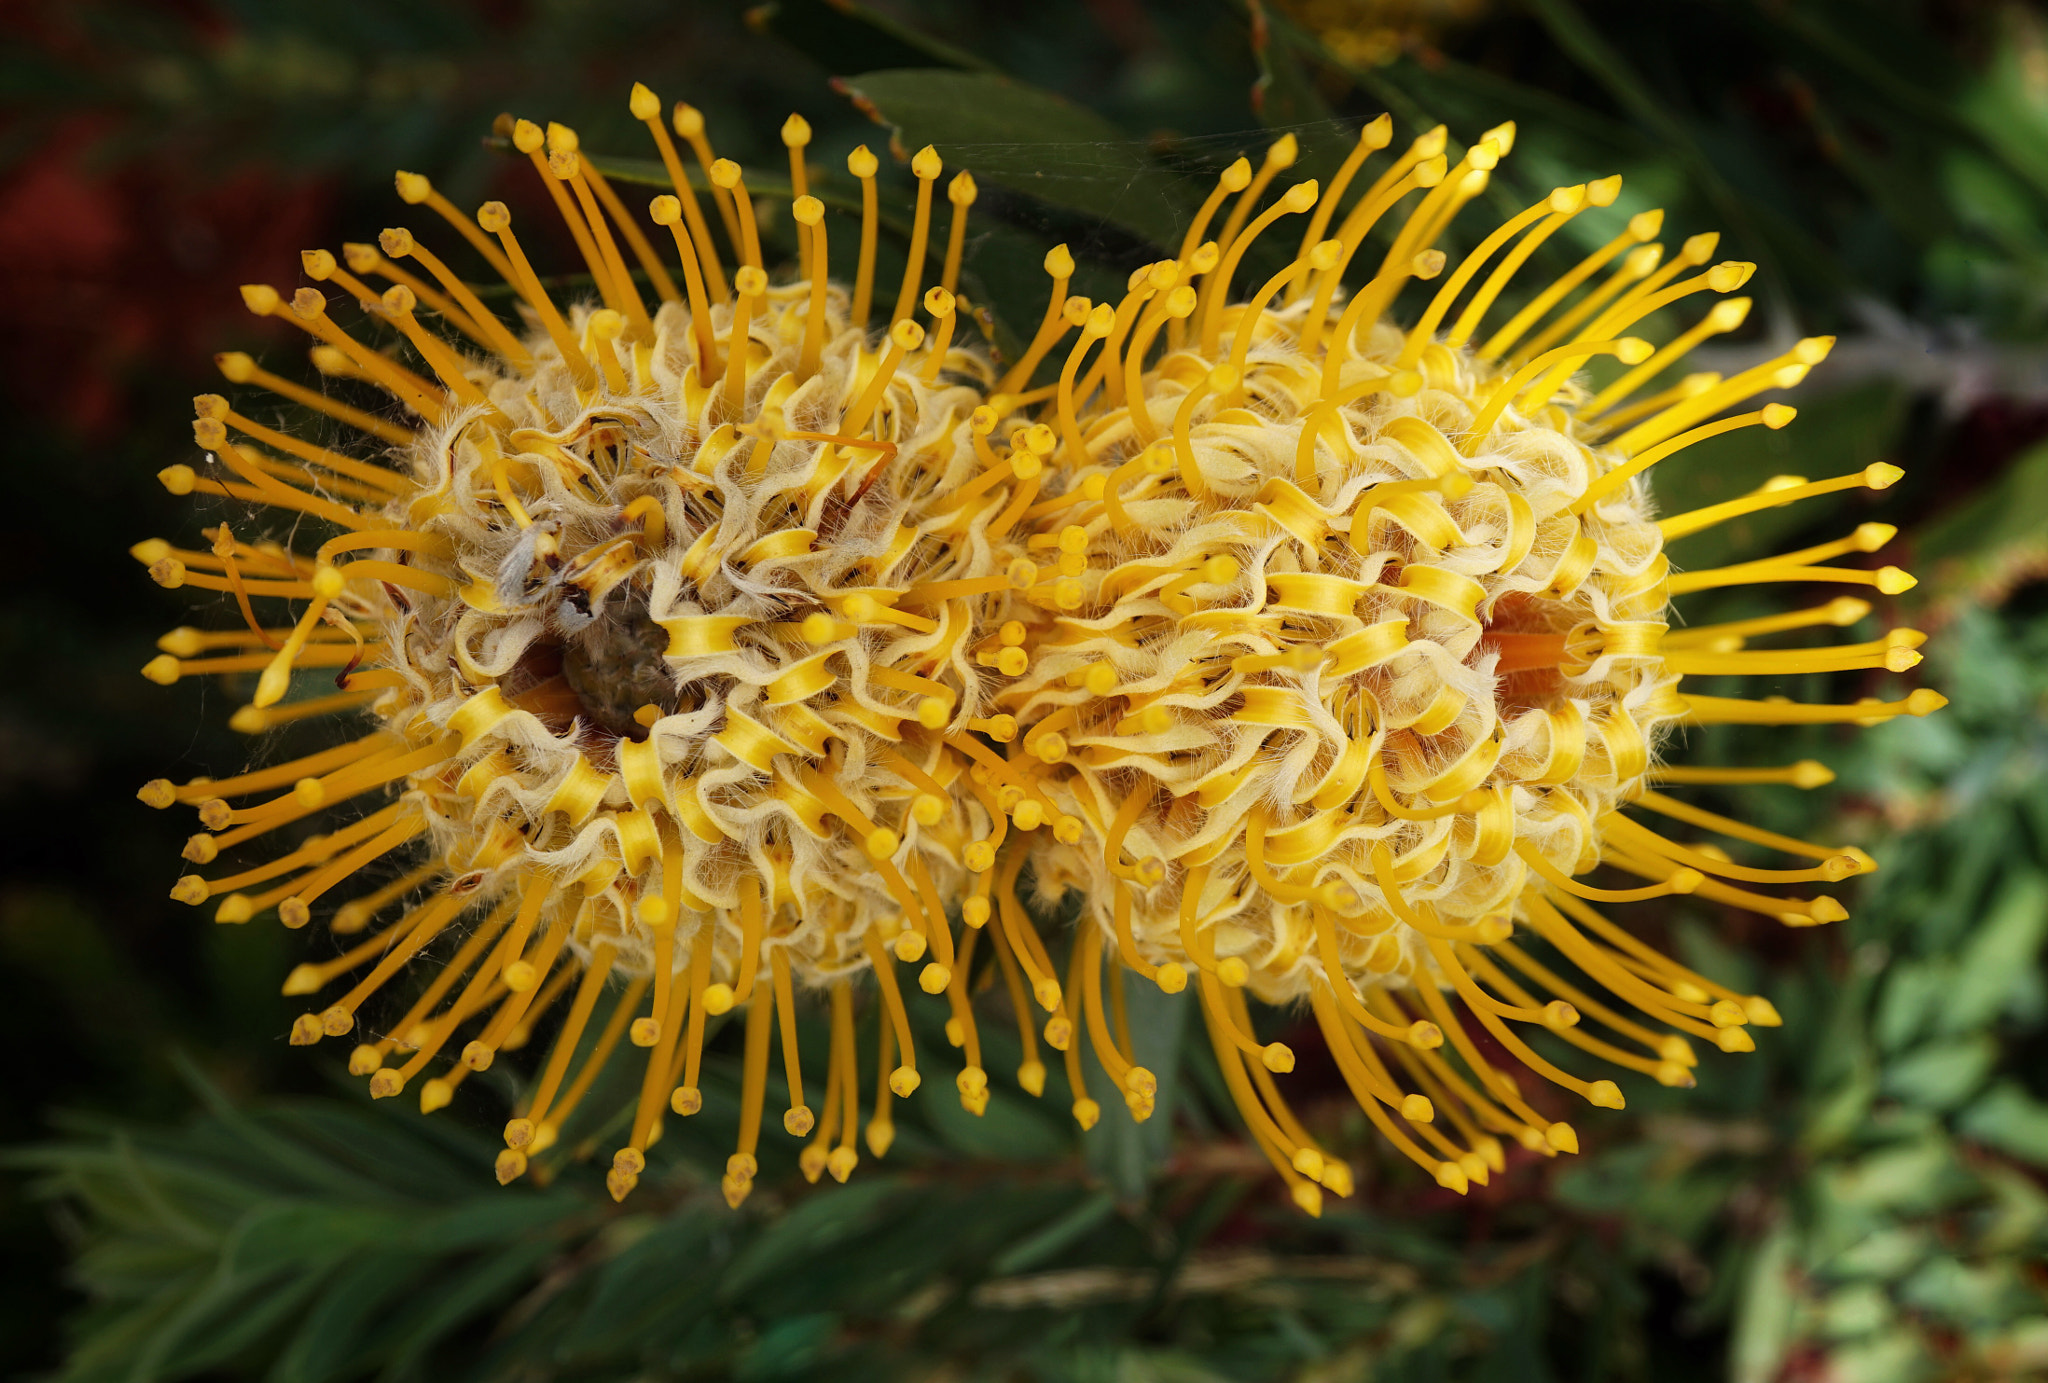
[
  {"left": 960, "top": 119, "right": 1938, "bottom": 1209},
  {"left": 1002, "top": 310, "right": 1681, "bottom": 1009}
]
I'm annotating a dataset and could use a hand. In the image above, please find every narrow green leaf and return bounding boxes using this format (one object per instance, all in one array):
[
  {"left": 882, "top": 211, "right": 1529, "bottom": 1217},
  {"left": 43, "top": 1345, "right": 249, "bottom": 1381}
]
[
  {"left": 717, "top": 1179, "right": 902, "bottom": 1301},
  {"left": 987, "top": 1189, "right": 1118, "bottom": 1277},
  {"left": 268, "top": 1250, "right": 431, "bottom": 1383}
]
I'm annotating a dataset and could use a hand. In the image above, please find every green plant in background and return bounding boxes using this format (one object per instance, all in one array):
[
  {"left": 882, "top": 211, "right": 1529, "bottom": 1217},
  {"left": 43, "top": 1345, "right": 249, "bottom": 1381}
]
[{"left": 6, "top": 2, "right": 2047, "bottom": 1380}]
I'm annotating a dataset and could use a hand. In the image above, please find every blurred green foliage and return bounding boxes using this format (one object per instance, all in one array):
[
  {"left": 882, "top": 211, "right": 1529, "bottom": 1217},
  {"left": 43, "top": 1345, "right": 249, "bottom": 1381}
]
[{"left": 5, "top": 1, "right": 2048, "bottom": 1380}]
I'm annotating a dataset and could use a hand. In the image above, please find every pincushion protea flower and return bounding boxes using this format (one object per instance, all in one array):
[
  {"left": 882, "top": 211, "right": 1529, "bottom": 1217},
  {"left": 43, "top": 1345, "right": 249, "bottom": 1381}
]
[
  {"left": 136, "top": 87, "right": 1032, "bottom": 1207},
  {"left": 978, "top": 118, "right": 1943, "bottom": 1211},
  {"left": 133, "top": 80, "right": 1941, "bottom": 1217}
]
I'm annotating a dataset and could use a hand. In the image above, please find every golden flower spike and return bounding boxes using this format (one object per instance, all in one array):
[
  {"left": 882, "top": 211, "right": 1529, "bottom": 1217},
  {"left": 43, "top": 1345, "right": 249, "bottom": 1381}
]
[
  {"left": 138, "top": 86, "right": 1038, "bottom": 1208},
  {"left": 983, "top": 122, "right": 1943, "bottom": 1206}
]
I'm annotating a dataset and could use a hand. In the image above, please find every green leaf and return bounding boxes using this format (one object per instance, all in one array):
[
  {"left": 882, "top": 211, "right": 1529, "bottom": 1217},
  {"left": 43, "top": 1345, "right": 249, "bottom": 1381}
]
[
  {"left": 1957, "top": 1082, "right": 2048, "bottom": 1169},
  {"left": 835, "top": 69, "right": 1191, "bottom": 250},
  {"left": 557, "top": 1211, "right": 723, "bottom": 1361},
  {"left": 736, "top": 1311, "right": 840, "bottom": 1381},
  {"left": 1880, "top": 1036, "right": 1996, "bottom": 1111},
  {"left": 379, "top": 1237, "right": 561, "bottom": 1381},
  {"left": 747, "top": 0, "right": 993, "bottom": 76},
  {"left": 1918, "top": 439, "right": 2048, "bottom": 610},
  {"left": 986, "top": 1188, "right": 1118, "bottom": 1276},
  {"left": 268, "top": 1250, "right": 432, "bottom": 1383},
  {"left": 919, "top": 1073, "right": 1071, "bottom": 1162},
  {"left": 1936, "top": 869, "right": 2048, "bottom": 1035},
  {"left": 717, "top": 1178, "right": 903, "bottom": 1301}
]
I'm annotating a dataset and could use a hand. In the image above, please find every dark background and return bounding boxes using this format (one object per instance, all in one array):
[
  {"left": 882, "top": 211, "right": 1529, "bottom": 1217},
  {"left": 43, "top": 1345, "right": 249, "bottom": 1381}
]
[{"left": 5, "top": 1, "right": 2048, "bottom": 1379}]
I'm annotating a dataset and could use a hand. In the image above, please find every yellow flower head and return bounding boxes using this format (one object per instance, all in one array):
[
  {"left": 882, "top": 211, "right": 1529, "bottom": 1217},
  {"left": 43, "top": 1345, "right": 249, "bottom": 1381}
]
[
  {"left": 134, "top": 89, "right": 1942, "bottom": 1216},
  {"left": 138, "top": 90, "right": 1017, "bottom": 1206},
  {"left": 980, "top": 120, "right": 1941, "bottom": 1208}
]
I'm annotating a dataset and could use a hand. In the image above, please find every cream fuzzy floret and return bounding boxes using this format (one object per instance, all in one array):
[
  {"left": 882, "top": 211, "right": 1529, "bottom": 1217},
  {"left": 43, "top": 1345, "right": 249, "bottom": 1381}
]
[
  {"left": 382, "top": 286, "right": 1006, "bottom": 992},
  {"left": 1000, "top": 309, "right": 1680, "bottom": 1006}
]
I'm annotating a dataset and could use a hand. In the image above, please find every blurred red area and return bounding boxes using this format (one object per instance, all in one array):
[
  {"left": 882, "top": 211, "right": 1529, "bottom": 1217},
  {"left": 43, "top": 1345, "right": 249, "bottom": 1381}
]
[{"left": 0, "top": 111, "right": 327, "bottom": 441}]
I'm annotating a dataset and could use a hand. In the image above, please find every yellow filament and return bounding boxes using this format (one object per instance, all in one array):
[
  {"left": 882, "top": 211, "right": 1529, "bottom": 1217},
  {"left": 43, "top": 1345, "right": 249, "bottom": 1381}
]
[
  {"left": 647, "top": 198, "right": 719, "bottom": 380},
  {"left": 733, "top": 875, "right": 765, "bottom": 1005},
  {"left": 919, "top": 286, "right": 958, "bottom": 384},
  {"left": 1400, "top": 185, "right": 1582, "bottom": 367},
  {"left": 633, "top": 86, "right": 729, "bottom": 302},
  {"left": 1311, "top": 985, "right": 1463, "bottom": 1185},
  {"left": 561, "top": 160, "right": 654, "bottom": 343},
  {"left": 988, "top": 920, "right": 1046, "bottom": 1095},
  {"left": 998, "top": 245, "right": 1076, "bottom": 395},
  {"left": 1576, "top": 406, "right": 1795, "bottom": 513},
  {"left": 1214, "top": 133, "right": 1298, "bottom": 260},
  {"left": 319, "top": 892, "right": 467, "bottom": 1036},
  {"left": 721, "top": 265, "right": 767, "bottom": 418},
  {"left": 380, "top": 231, "right": 531, "bottom": 368},
  {"left": 831, "top": 982, "right": 860, "bottom": 1176},
  {"left": 1605, "top": 814, "right": 1859, "bottom": 884},
  {"left": 582, "top": 158, "right": 679, "bottom": 304},
  {"left": 315, "top": 248, "right": 488, "bottom": 351},
  {"left": 1056, "top": 303, "right": 1117, "bottom": 461},
  {"left": 215, "top": 353, "right": 414, "bottom": 448},
  {"left": 848, "top": 146, "right": 880, "bottom": 329},
  {"left": 1586, "top": 298, "right": 1750, "bottom": 420},
  {"left": 732, "top": 982, "right": 774, "bottom": 1192},
  {"left": 1427, "top": 938, "right": 1614, "bottom": 1106},
  {"left": 394, "top": 171, "right": 518, "bottom": 284},
  {"left": 274, "top": 290, "right": 445, "bottom": 422},
  {"left": 546, "top": 974, "right": 645, "bottom": 1146},
  {"left": 1651, "top": 762, "right": 1835, "bottom": 788},
  {"left": 1482, "top": 216, "right": 1660, "bottom": 362},
  {"left": 1615, "top": 337, "right": 1834, "bottom": 454},
  {"left": 629, "top": 975, "right": 691, "bottom": 1151},
  {"left": 1516, "top": 838, "right": 1701, "bottom": 903},
  {"left": 1469, "top": 338, "right": 1650, "bottom": 443},
  {"left": 1179, "top": 157, "right": 1250, "bottom": 273},
  {"left": 1056, "top": 952, "right": 1095, "bottom": 1129},
  {"left": 1636, "top": 789, "right": 1861, "bottom": 864},
  {"left": 1074, "top": 268, "right": 1163, "bottom": 409},
  {"left": 770, "top": 946, "right": 810, "bottom": 1134},
  {"left": 1172, "top": 364, "right": 1236, "bottom": 499},
  {"left": 792, "top": 196, "right": 830, "bottom": 379},
  {"left": 673, "top": 104, "right": 743, "bottom": 262},
  {"left": 1576, "top": 237, "right": 1728, "bottom": 348},
  {"left": 377, "top": 290, "right": 501, "bottom": 415},
  {"left": 940, "top": 171, "right": 975, "bottom": 296},
  {"left": 1444, "top": 179, "right": 1618, "bottom": 349},
  {"left": 884, "top": 146, "right": 946, "bottom": 323},
  {"left": 515, "top": 126, "right": 617, "bottom": 311},
  {"left": 674, "top": 919, "right": 716, "bottom": 1112},
  {"left": 861, "top": 927, "right": 919, "bottom": 1091},
  {"left": 1296, "top": 129, "right": 1445, "bottom": 343},
  {"left": 996, "top": 850, "right": 1061, "bottom": 1010},
  {"left": 1286, "top": 116, "right": 1391, "bottom": 301},
  {"left": 1197, "top": 984, "right": 1317, "bottom": 1203},
  {"left": 1199, "top": 179, "right": 1317, "bottom": 356},
  {"left": 1659, "top": 465, "right": 1902, "bottom": 541},
  {"left": 708, "top": 159, "right": 763, "bottom": 271},
  {"left": 1077, "top": 927, "right": 1142, "bottom": 1099},
  {"left": 870, "top": 1009, "right": 897, "bottom": 1155},
  {"left": 478, "top": 205, "right": 597, "bottom": 392}
]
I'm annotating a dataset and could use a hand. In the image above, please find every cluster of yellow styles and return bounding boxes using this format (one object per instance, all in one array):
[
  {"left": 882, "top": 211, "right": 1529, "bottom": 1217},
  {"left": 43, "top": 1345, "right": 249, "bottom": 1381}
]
[{"left": 135, "top": 83, "right": 1942, "bottom": 1215}]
